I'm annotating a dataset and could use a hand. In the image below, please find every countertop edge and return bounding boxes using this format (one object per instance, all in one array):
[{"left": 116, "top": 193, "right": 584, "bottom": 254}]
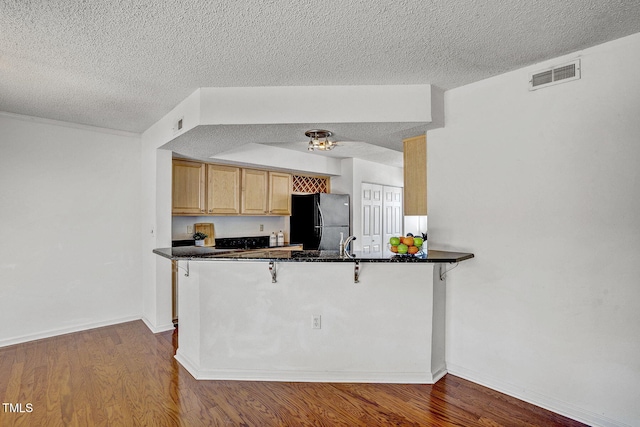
[{"left": 153, "top": 248, "right": 474, "bottom": 264}]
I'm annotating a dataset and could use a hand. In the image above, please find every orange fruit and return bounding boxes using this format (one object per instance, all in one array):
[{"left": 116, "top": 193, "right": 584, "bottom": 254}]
[
  {"left": 390, "top": 245, "right": 398, "bottom": 253},
  {"left": 404, "top": 236, "right": 414, "bottom": 247},
  {"left": 408, "top": 245, "right": 419, "bottom": 254}
]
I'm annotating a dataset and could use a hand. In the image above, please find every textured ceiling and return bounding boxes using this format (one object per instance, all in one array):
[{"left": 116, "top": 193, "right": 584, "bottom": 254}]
[{"left": 2, "top": 0, "right": 640, "bottom": 163}]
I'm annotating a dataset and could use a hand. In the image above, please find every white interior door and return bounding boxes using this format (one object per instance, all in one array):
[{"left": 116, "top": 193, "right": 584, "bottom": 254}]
[
  {"left": 361, "top": 183, "right": 383, "bottom": 256},
  {"left": 383, "top": 185, "right": 403, "bottom": 257}
]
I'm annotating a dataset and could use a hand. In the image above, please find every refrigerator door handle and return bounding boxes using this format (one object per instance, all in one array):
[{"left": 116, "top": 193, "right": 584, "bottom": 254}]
[
  {"left": 317, "top": 201, "right": 325, "bottom": 248},
  {"left": 317, "top": 201, "right": 325, "bottom": 227}
]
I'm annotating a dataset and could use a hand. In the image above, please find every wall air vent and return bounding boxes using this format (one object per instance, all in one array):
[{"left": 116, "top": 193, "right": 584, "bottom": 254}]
[{"left": 529, "top": 59, "right": 580, "bottom": 91}]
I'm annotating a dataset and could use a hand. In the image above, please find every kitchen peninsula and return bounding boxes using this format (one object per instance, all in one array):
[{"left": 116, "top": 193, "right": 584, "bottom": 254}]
[{"left": 154, "top": 247, "right": 473, "bottom": 383}]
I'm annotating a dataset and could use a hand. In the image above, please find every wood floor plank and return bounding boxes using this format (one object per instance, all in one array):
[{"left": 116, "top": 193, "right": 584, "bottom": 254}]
[
  {"left": 17, "top": 343, "right": 37, "bottom": 408},
  {"left": 3, "top": 361, "right": 25, "bottom": 405},
  {"left": 0, "top": 321, "right": 589, "bottom": 426},
  {"left": 0, "top": 345, "right": 17, "bottom": 397},
  {"left": 331, "top": 383, "right": 462, "bottom": 426}
]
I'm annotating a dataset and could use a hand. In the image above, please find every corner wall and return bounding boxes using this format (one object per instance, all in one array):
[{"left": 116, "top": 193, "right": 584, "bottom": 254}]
[
  {"left": 0, "top": 113, "right": 142, "bottom": 346},
  {"left": 140, "top": 89, "right": 201, "bottom": 332},
  {"left": 428, "top": 33, "right": 640, "bottom": 426}
]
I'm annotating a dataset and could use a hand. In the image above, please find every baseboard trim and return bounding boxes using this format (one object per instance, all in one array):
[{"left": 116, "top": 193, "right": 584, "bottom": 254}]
[
  {"left": 174, "top": 351, "right": 436, "bottom": 383},
  {"left": 141, "top": 317, "right": 175, "bottom": 334},
  {"left": 447, "top": 363, "right": 632, "bottom": 427},
  {"left": 174, "top": 350, "right": 200, "bottom": 380},
  {"left": 431, "top": 365, "right": 448, "bottom": 383},
  {"left": 0, "top": 315, "right": 141, "bottom": 348}
]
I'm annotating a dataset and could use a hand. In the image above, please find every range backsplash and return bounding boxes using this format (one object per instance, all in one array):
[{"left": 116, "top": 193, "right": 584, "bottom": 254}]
[{"left": 172, "top": 235, "right": 271, "bottom": 249}]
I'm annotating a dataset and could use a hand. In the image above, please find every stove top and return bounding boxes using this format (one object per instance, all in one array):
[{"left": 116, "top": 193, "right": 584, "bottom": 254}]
[{"left": 214, "top": 235, "right": 271, "bottom": 249}]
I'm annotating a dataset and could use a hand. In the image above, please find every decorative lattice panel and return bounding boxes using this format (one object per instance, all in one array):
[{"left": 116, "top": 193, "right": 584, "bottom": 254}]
[{"left": 292, "top": 175, "right": 329, "bottom": 194}]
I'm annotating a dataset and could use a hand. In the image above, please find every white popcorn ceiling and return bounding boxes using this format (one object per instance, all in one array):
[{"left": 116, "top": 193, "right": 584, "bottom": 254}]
[{"left": 2, "top": 1, "right": 640, "bottom": 164}]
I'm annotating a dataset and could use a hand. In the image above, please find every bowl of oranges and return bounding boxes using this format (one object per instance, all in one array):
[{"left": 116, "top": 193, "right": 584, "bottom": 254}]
[{"left": 389, "top": 234, "right": 425, "bottom": 257}]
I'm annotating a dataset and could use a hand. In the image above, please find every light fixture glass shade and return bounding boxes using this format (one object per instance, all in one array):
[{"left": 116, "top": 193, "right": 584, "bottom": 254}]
[{"left": 305, "top": 130, "right": 336, "bottom": 151}]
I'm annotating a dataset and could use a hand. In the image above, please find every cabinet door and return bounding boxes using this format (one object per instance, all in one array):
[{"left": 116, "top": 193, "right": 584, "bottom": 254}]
[
  {"left": 172, "top": 160, "right": 206, "bottom": 215},
  {"left": 241, "top": 169, "right": 268, "bottom": 214},
  {"left": 207, "top": 164, "right": 240, "bottom": 214},
  {"left": 268, "top": 172, "right": 292, "bottom": 215},
  {"left": 403, "top": 135, "right": 427, "bottom": 215}
]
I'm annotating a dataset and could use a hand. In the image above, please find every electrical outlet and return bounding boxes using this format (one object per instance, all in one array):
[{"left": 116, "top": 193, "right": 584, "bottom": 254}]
[
  {"left": 260, "top": 224, "right": 264, "bottom": 231},
  {"left": 187, "top": 225, "right": 193, "bottom": 234},
  {"left": 312, "top": 315, "right": 321, "bottom": 329}
]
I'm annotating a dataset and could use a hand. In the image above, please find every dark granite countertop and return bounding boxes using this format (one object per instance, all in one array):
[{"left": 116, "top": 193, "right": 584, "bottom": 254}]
[{"left": 153, "top": 247, "right": 474, "bottom": 263}]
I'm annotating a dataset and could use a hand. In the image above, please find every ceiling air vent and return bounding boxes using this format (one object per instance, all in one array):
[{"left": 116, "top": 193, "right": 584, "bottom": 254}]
[{"left": 529, "top": 59, "right": 580, "bottom": 91}]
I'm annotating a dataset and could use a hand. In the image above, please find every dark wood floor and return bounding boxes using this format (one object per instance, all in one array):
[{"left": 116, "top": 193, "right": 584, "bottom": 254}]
[{"left": 0, "top": 320, "right": 586, "bottom": 426}]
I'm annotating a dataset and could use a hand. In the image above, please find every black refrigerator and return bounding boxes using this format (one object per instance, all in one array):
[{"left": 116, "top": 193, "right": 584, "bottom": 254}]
[{"left": 290, "top": 193, "right": 350, "bottom": 251}]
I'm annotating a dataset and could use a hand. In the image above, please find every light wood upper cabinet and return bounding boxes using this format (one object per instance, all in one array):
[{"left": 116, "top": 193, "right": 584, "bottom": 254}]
[
  {"left": 403, "top": 134, "right": 428, "bottom": 215},
  {"left": 172, "top": 160, "right": 206, "bottom": 215},
  {"left": 241, "top": 169, "right": 269, "bottom": 215},
  {"left": 173, "top": 160, "right": 292, "bottom": 216},
  {"left": 207, "top": 164, "right": 240, "bottom": 214},
  {"left": 268, "top": 172, "right": 292, "bottom": 215}
]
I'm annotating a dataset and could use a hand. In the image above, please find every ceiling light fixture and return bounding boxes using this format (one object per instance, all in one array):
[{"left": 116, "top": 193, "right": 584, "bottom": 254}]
[{"left": 306, "top": 129, "right": 336, "bottom": 151}]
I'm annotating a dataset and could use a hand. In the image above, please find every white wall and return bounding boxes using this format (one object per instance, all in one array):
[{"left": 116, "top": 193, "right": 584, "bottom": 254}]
[
  {"left": 199, "top": 85, "right": 434, "bottom": 124},
  {"left": 176, "top": 261, "right": 443, "bottom": 383},
  {"left": 140, "top": 89, "right": 206, "bottom": 332},
  {"left": 0, "top": 113, "right": 142, "bottom": 346},
  {"left": 428, "top": 33, "right": 640, "bottom": 426},
  {"left": 404, "top": 216, "right": 427, "bottom": 238},
  {"left": 141, "top": 135, "right": 172, "bottom": 332},
  {"left": 210, "top": 143, "right": 343, "bottom": 176}
]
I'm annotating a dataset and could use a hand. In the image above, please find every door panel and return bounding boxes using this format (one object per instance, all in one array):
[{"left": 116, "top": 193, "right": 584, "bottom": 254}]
[
  {"left": 361, "top": 183, "right": 383, "bottom": 257},
  {"left": 363, "top": 205, "right": 371, "bottom": 236},
  {"left": 318, "top": 194, "right": 349, "bottom": 226},
  {"left": 372, "top": 204, "right": 381, "bottom": 253},
  {"left": 383, "top": 185, "right": 403, "bottom": 257}
]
